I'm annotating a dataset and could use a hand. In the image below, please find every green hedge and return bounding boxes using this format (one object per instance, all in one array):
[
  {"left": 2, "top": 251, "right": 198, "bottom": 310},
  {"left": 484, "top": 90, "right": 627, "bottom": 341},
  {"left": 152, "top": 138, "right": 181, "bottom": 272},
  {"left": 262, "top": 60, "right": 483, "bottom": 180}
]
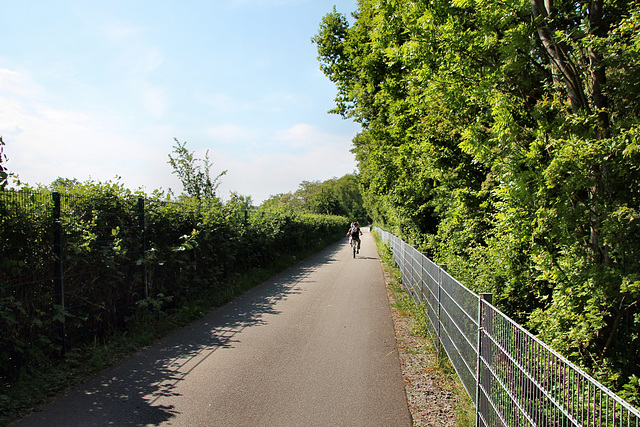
[{"left": 0, "top": 182, "right": 347, "bottom": 384}]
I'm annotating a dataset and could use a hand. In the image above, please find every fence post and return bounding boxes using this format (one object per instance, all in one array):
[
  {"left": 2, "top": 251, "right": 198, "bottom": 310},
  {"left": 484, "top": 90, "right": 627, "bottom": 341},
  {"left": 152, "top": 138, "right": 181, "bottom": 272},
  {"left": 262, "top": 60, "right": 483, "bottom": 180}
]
[
  {"left": 137, "top": 197, "right": 148, "bottom": 299},
  {"left": 420, "top": 253, "right": 427, "bottom": 307},
  {"left": 437, "top": 264, "right": 445, "bottom": 362},
  {"left": 476, "top": 292, "right": 493, "bottom": 427},
  {"left": 52, "top": 192, "right": 66, "bottom": 353}
]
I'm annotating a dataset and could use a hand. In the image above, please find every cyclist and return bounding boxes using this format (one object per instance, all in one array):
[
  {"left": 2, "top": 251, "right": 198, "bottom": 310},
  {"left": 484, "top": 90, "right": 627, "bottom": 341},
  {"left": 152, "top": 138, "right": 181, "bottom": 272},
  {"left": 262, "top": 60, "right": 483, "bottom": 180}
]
[{"left": 347, "top": 222, "right": 363, "bottom": 253}]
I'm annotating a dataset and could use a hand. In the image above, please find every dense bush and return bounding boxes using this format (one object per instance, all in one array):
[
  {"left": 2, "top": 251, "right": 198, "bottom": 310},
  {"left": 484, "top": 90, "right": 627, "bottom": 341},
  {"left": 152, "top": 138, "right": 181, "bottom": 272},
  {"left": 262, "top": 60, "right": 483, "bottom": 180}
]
[{"left": 0, "top": 180, "right": 346, "bottom": 385}]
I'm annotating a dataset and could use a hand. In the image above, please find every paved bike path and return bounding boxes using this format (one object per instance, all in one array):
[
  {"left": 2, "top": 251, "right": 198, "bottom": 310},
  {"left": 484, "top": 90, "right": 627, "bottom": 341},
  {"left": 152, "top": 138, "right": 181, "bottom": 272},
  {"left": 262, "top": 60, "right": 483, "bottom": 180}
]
[{"left": 16, "top": 230, "right": 412, "bottom": 426}]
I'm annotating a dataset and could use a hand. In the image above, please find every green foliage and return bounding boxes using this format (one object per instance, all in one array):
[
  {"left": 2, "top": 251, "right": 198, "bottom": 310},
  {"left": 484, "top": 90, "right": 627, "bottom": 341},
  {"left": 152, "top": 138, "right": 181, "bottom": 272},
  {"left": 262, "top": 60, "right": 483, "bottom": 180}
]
[
  {"left": 0, "top": 136, "right": 7, "bottom": 190},
  {"left": 168, "top": 138, "right": 227, "bottom": 201},
  {"left": 260, "top": 174, "right": 368, "bottom": 224},
  {"left": 316, "top": 0, "right": 640, "bottom": 400},
  {"left": 0, "top": 177, "right": 348, "bottom": 421},
  {"left": 0, "top": 136, "right": 20, "bottom": 189},
  {"left": 1, "top": 189, "right": 57, "bottom": 381}
]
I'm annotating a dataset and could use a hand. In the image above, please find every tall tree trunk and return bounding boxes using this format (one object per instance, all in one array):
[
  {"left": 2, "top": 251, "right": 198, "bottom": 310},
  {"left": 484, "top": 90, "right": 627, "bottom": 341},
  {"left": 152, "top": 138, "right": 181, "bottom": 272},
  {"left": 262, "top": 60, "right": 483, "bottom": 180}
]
[
  {"left": 588, "top": 0, "right": 610, "bottom": 134},
  {"left": 531, "top": 0, "right": 613, "bottom": 265},
  {"left": 530, "top": 0, "right": 591, "bottom": 113}
]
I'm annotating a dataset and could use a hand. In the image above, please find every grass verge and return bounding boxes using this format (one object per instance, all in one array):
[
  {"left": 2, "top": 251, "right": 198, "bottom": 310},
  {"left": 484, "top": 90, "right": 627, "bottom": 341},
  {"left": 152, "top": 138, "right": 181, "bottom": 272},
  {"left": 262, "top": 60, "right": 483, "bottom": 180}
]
[
  {"left": 0, "top": 237, "right": 339, "bottom": 426},
  {"left": 372, "top": 231, "right": 475, "bottom": 427}
]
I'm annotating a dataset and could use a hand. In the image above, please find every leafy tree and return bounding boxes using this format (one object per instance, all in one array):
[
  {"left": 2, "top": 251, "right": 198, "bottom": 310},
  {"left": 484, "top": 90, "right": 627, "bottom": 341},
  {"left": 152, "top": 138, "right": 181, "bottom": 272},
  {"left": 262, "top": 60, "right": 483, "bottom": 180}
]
[
  {"left": 315, "top": 0, "right": 640, "bottom": 397},
  {"left": 332, "top": 174, "right": 368, "bottom": 222},
  {"left": 0, "top": 137, "right": 7, "bottom": 190},
  {"left": 259, "top": 193, "right": 289, "bottom": 211},
  {"left": 50, "top": 177, "right": 81, "bottom": 191},
  {"left": 0, "top": 136, "right": 19, "bottom": 190},
  {"left": 226, "top": 192, "right": 253, "bottom": 212},
  {"left": 168, "top": 138, "right": 227, "bottom": 201},
  {"left": 309, "top": 186, "right": 340, "bottom": 215},
  {"left": 296, "top": 180, "right": 324, "bottom": 210},
  {"left": 259, "top": 174, "right": 367, "bottom": 222}
]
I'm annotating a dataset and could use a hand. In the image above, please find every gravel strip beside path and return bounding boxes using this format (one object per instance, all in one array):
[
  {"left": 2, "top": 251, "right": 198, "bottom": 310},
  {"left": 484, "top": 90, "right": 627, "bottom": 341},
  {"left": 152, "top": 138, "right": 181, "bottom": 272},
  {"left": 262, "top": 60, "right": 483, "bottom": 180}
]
[{"left": 384, "top": 271, "right": 460, "bottom": 427}]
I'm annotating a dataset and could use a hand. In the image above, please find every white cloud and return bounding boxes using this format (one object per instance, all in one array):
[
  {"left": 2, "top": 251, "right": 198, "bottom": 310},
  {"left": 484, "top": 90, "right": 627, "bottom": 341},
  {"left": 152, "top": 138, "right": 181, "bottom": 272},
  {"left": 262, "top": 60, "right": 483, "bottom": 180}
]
[
  {"left": 134, "top": 47, "right": 165, "bottom": 75},
  {"left": 199, "top": 92, "right": 254, "bottom": 114},
  {"left": 2, "top": 1, "right": 362, "bottom": 203},
  {"left": 215, "top": 123, "right": 357, "bottom": 203},
  {"left": 100, "top": 21, "right": 165, "bottom": 74},
  {"left": 0, "top": 68, "right": 176, "bottom": 191},
  {"left": 0, "top": 68, "right": 41, "bottom": 98},
  {"left": 98, "top": 20, "right": 167, "bottom": 118},
  {"left": 205, "top": 124, "right": 260, "bottom": 143},
  {"left": 0, "top": 69, "right": 358, "bottom": 203},
  {"left": 102, "top": 21, "right": 140, "bottom": 42},
  {"left": 259, "top": 91, "right": 303, "bottom": 113},
  {"left": 137, "top": 82, "right": 167, "bottom": 119},
  {"left": 273, "top": 123, "right": 344, "bottom": 148},
  {"left": 199, "top": 90, "right": 303, "bottom": 115}
]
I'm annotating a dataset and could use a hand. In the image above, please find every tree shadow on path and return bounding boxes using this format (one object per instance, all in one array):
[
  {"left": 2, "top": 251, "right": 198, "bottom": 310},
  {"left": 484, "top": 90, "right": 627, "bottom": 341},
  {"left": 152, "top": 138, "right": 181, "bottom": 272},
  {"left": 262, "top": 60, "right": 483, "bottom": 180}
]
[{"left": 15, "top": 243, "right": 343, "bottom": 427}]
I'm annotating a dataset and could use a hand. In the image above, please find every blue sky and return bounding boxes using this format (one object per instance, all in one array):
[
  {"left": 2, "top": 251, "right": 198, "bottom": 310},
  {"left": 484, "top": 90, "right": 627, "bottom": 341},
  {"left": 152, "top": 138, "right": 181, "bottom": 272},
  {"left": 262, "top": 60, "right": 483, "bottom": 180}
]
[{"left": 0, "top": 0, "right": 360, "bottom": 203}]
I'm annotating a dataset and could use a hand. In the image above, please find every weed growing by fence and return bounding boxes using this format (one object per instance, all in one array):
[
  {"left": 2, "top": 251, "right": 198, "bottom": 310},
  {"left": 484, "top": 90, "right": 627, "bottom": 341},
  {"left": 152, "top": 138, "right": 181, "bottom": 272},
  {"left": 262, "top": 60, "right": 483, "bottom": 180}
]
[{"left": 373, "top": 230, "right": 475, "bottom": 426}]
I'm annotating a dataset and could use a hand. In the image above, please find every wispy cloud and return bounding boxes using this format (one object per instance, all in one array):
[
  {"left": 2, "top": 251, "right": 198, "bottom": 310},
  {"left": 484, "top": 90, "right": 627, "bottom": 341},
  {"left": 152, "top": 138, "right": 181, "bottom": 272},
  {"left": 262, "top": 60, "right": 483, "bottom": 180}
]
[
  {"left": 206, "top": 124, "right": 260, "bottom": 143},
  {"left": 102, "top": 21, "right": 139, "bottom": 42},
  {"left": 136, "top": 81, "right": 167, "bottom": 119},
  {"left": 99, "top": 21, "right": 167, "bottom": 118},
  {"left": 260, "top": 91, "right": 307, "bottom": 113},
  {"left": 215, "top": 123, "right": 357, "bottom": 202},
  {"left": 199, "top": 90, "right": 303, "bottom": 115},
  {"left": 199, "top": 92, "right": 254, "bottom": 114},
  {"left": 0, "top": 68, "right": 41, "bottom": 98},
  {"left": 0, "top": 68, "right": 176, "bottom": 190},
  {"left": 100, "top": 21, "right": 165, "bottom": 73},
  {"left": 274, "top": 123, "right": 344, "bottom": 148},
  {"left": 3, "top": 0, "right": 361, "bottom": 201}
]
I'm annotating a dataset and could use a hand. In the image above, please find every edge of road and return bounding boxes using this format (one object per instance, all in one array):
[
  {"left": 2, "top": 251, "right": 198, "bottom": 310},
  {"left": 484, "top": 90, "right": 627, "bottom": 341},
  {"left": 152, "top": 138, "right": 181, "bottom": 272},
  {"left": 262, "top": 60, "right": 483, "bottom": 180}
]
[{"left": 374, "top": 230, "right": 474, "bottom": 427}]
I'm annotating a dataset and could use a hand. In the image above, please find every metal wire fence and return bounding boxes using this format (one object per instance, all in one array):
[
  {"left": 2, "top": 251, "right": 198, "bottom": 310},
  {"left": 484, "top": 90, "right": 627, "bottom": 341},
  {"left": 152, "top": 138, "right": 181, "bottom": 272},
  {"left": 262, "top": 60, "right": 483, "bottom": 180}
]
[
  {"left": 1, "top": 190, "right": 264, "bottom": 357},
  {"left": 1, "top": 188, "right": 348, "bottom": 384},
  {"left": 1, "top": 190, "right": 144, "bottom": 356},
  {"left": 374, "top": 227, "right": 640, "bottom": 427}
]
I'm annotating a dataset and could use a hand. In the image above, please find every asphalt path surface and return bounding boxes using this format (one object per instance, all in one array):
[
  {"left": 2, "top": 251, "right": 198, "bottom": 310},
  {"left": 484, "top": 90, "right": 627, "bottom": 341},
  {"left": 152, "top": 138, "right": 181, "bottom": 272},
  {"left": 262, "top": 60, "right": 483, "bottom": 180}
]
[{"left": 16, "top": 229, "right": 412, "bottom": 426}]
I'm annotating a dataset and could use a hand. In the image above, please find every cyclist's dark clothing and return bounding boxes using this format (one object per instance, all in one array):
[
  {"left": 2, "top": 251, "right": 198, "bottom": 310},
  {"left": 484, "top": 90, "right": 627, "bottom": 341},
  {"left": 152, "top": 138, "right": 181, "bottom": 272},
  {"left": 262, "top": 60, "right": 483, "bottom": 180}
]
[
  {"left": 350, "top": 227, "right": 361, "bottom": 239},
  {"left": 348, "top": 226, "right": 362, "bottom": 250}
]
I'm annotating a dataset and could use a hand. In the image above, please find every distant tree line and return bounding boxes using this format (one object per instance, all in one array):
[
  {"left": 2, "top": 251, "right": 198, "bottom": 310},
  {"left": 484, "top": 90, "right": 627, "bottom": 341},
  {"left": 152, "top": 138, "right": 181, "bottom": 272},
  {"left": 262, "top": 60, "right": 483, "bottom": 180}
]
[
  {"left": 314, "top": 0, "right": 640, "bottom": 402},
  {"left": 260, "top": 174, "right": 369, "bottom": 225}
]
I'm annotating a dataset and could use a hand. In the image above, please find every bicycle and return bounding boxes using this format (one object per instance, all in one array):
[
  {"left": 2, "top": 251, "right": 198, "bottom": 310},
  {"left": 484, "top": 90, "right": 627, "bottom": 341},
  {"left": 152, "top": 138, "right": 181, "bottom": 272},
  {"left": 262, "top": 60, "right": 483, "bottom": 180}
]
[{"left": 351, "top": 238, "right": 359, "bottom": 258}]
